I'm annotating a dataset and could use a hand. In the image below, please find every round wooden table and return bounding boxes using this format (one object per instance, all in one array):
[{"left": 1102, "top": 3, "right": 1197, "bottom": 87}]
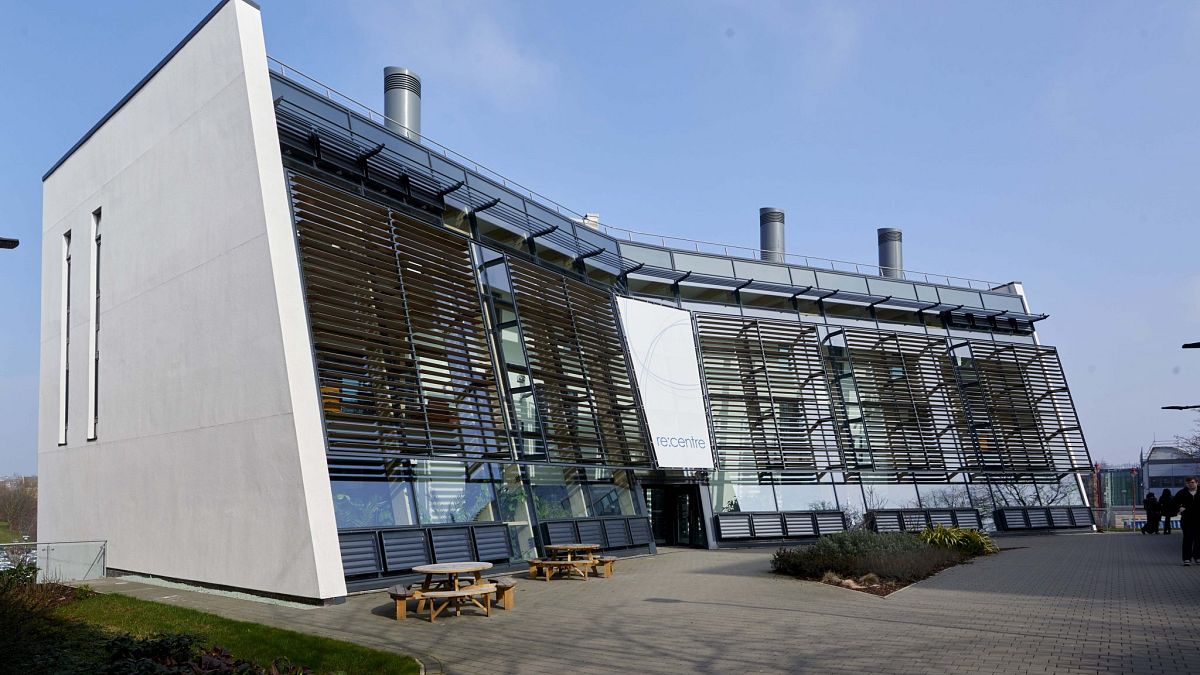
[
  {"left": 412, "top": 561, "right": 494, "bottom": 591},
  {"left": 545, "top": 543, "right": 600, "bottom": 562},
  {"left": 411, "top": 562, "right": 494, "bottom": 616}
]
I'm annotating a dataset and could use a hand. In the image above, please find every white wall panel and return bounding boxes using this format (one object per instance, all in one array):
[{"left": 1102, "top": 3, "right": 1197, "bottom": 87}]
[
  {"left": 37, "top": 0, "right": 343, "bottom": 600},
  {"left": 616, "top": 297, "right": 714, "bottom": 469}
]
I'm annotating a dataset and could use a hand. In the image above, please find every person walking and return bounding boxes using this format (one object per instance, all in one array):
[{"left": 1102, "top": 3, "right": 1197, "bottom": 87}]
[
  {"left": 1161, "top": 488, "right": 1176, "bottom": 535},
  {"left": 1175, "top": 477, "right": 1200, "bottom": 565},
  {"left": 1142, "top": 492, "right": 1161, "bottom": 534}
]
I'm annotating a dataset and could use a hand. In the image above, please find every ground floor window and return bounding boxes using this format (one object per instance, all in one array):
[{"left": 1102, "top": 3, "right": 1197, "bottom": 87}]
[{"left": 330, "top": 480, "right": 416, "bottom": 529}]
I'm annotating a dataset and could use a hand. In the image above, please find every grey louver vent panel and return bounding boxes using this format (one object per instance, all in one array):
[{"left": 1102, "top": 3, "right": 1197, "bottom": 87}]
[
  {"left": 784, "top": 513, "right": 817, "bottom": 536},
  {"left": 628, "top": 518, "right": 653, "bottom": 545},
  {"left": 1048, "top": 508, "right": 1072, "bottom": 527},
  {"left": 995, "top": 506, "right": 1091, "bottom": 531},
  {"left": 814, "top": 512, "right": 847, "bottom": 534},
  {"left": 716, "top": 511, "right": 846, "bottom": 541},
  {"left": 1026, "top": 509, "right": 1050, "bottom": 528},
  {"left": 540, "top": 517, "right": 650, "bottom": 551},
  {"left": 751, "top": 513, "right": 784, "bottom": 538},
  {"left": 603, "top": 519, "right": 632, "bottom": 548},
  {"left": 715, "top": 513, "right": 753, "bottom": 538},
  {"left": 544, "top": 521, "right": 579, "bottom": 545},
  {"left": 866, "top": 509, "right": 983, "bottom": 532},
  {"left": 339, "top": 532, "right": 381, "bottom": 577},
  {"left": 431, "top": 528, "right": 473, "bottom": 562},
  {"left": 871, "top": 512, "right": 904, "bottom": 532},
  {"left": 1071, "top": 507, "right": 1094, "bottom": 527},
  {"left": 381, "top": 530, "right": 429, "bottom": 572},
  {"left": 472, "top": 525, "right": 512, "bottom": 561},
  {"left": 930, "top": 511, "right": 956, "bottom": 527},
  {"left": 954, "top": 510, "right": 983, "bottom": 529},
  {"left": 576, "top": 520, "right": 605, "bottom": 546}
]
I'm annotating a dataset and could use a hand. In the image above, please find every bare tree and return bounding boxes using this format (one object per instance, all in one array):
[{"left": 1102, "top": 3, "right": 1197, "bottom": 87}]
[
  {"left": 981, "top": 480, "right": 1076, "bottom": 508},
  {"left": 862, "top": 486, "right": 887, "bottom": 511},
  {"left": 919, "top": 487, "right": 974, "bottom": 509},
  {"left": 0, "top": 476, "right": 37, "bottom": 540},
  {"left": 1175, "top": 415, "right": 1200, "bottom": 457}
]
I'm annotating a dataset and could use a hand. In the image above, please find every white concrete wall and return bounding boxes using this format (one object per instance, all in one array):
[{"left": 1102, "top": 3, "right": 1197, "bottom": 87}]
[{"left": 38, "top": 0, "right": 345, "bottom": 600}]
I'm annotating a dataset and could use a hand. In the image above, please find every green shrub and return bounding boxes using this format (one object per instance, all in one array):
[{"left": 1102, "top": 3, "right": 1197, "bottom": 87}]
[
  {"left": 103, "top": 633, "right": 311, "bottom": 674},
  {"left": 917, "top": 525, "right": 999, "bottom": 556},
  {"left": 0, "top": 560, "right": 39, "bottom": 588},
  {"left": 771, "top": 530, "right": 962, "bottom": 583}
]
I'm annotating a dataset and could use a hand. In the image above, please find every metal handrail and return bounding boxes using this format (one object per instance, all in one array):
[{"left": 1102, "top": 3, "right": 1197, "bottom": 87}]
[{"left": 266, "top": 56, "right": 1008, "bottom": 293}]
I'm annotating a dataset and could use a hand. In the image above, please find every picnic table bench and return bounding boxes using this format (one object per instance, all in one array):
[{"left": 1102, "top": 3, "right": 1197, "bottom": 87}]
[
  {"left": 389, "top": 576, "right": 519, "bottom": 620},
  {"left": 528, "top": 545, "right": 620, "bottom": 581},
  {"left": 528, "top": 558, "right": 592, "bottom": 581},
  {"left": 388, "top": 583, "right": 498, "bottom": 622}
]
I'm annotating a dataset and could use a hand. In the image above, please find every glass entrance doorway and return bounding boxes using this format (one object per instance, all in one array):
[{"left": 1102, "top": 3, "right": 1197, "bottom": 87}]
[{"left": 643, "top": 484, "right": 706, "bottom": 547}]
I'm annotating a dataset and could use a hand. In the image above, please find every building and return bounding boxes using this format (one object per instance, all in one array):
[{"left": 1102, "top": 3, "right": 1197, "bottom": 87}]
[
  {"left": 1082, "top": 464, "right": 1141, "bottom": 530},
  {"left": 1140, "top": 446, "right": 1200, "bottom": 492},
  {"left": 37, "top": 0, "right": 1094, "bottom": 603}
]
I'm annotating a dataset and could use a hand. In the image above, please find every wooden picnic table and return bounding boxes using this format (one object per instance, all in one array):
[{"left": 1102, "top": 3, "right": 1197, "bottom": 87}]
[
  {"left": 545, "top": 543, "right": 600, "bottom": 562},
  {"left": 411, "top": 561, "right": 494, "bottom": 617}
]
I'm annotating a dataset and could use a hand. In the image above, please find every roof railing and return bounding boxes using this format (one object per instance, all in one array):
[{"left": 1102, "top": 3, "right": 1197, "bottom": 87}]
[{"left": 266, "top": 56, "right": 1008, "bottom": 293}]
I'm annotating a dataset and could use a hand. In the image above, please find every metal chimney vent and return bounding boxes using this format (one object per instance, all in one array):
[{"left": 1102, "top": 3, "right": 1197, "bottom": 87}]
[
  {"left": 878, "top": 228, "right": 903, "bottom": 279},
  {"left": 759, "top": 208, "right": 785, "bottom": 263},
  {"left": 384, "top": 67, "right": 422, "bottom": 141}
]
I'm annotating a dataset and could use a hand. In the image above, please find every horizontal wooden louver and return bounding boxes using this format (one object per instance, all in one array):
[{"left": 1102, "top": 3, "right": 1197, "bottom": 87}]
[
  {"left": 290, "top": 172, "right": 510, "bottom": 462},
  {"left": 506, "top": 258, "right": 652, "bottom": 466}
]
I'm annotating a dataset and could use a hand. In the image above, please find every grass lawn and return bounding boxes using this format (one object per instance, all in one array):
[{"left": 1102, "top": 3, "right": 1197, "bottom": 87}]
[
  {"left": 53, "top": 592, "right": 421, "bottom": 674},
  {"left": 0, "top": 520, "right": 21, "bottom": 543}
]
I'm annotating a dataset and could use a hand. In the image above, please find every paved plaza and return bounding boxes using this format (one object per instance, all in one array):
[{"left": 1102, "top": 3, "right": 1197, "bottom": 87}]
[{"left": 90, "top": 532, "right": 1200, "bottom": 674}]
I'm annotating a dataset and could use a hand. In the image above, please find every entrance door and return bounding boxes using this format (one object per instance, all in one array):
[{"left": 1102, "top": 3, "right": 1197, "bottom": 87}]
[{"left": 644, "top": 484, "right": 705, "bottom": 547}]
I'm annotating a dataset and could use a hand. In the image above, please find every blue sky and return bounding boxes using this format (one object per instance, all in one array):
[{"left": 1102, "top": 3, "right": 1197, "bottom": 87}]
[{"left": 1, "top": 1, "right": 1197, "bottom": 475}]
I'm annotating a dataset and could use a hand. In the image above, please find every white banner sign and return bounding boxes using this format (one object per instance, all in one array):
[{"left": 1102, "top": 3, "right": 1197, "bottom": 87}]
[{"left": 616, "top": 297, "right": 714, "bottom": 469}]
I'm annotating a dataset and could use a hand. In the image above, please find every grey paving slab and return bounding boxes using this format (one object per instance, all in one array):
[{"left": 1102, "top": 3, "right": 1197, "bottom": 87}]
[{"left": 87, "top": 532, "right": 1200, "bottom": 674}]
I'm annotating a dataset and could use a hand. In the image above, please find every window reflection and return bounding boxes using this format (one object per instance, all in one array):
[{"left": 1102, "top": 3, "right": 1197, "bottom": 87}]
[
  {"left": 413, "top": 460, "right": 497, "bottom": 524},
  {"left": 330, "top": 480, "right": 416, "bottom": 529}
]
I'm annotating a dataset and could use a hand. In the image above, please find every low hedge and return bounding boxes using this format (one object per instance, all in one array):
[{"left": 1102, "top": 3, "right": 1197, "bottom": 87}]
[{"left": 771, "top": 530, "right": 963, "bottom": 583}]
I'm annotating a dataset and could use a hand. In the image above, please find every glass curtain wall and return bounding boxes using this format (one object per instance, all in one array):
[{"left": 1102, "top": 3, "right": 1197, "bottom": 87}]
[{"left": 331, "top": 461, "right": 540, "bottom": 561}]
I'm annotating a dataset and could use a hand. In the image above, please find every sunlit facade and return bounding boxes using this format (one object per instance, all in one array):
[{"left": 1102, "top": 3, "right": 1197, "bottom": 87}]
[{"left": 38, "top": 0, "right": 1094, "bottom": 600}]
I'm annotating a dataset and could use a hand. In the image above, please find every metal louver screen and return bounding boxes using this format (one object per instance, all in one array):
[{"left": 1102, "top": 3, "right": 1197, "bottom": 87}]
[
  {"left": 692, "top": 312, "right": 1091, "bottom": 485},
  {"left": 544, "top": 521, "right": 579, "bottom": 545},
  {"left": 628, "top": 517, "right": 653, "bottom": 545},
  {"left": 815, "top": 512, "right": 847, "bottom": 534},
  {"left": 929, "top": 511, "right": 956, "bottom": 527},
  {"left": 602, "top": 519, "right": 632, "bottom": 547},
  {"left": 784, "top": 513, "right": 817, "bottom": 536},
  {"left": 430, "top": 528, "right": 473, "bottom": 562},
  {"left": 290, "top": 173, "right": 510, "bottom": 462},
  {"left": 959, "top": 342, "right": 1090, "bottom": 480},
  {"left": 694, "top": 314, "right": 838, "bottom": 476},
  {"left": 338, "top": 532, "right": 381, "bottom": 577},
  {"left": 835, "top": 329, "right": 963, "bottom": 482},
  {"left": 471, "top": 525, "right": 512, "bottom": 561},
  {"left": 752, "top": 513, "right": 785, "bottom": 537},
  {"left": 953, "top": 510, "right": 983, "bottom": 529},
  {"left": 381, "top": 529, "right": 429, "bottom": 572},
  {"left": 576, "top": 519, "right": 606, "bottom": 545},
  {"left": 506, "top": 258, "right": 651, "bottom": 466},
  {"left": 1070, "top": 507, "right": 1093, "bottom": 527},
  {"left": 716, "top": 514, "right": 753, "bottom": 538}
]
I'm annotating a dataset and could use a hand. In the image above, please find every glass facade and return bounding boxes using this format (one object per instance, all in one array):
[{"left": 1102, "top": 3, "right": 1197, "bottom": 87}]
[{"left": 272, "top": 71, "right": 1093, "bottom": 587}]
